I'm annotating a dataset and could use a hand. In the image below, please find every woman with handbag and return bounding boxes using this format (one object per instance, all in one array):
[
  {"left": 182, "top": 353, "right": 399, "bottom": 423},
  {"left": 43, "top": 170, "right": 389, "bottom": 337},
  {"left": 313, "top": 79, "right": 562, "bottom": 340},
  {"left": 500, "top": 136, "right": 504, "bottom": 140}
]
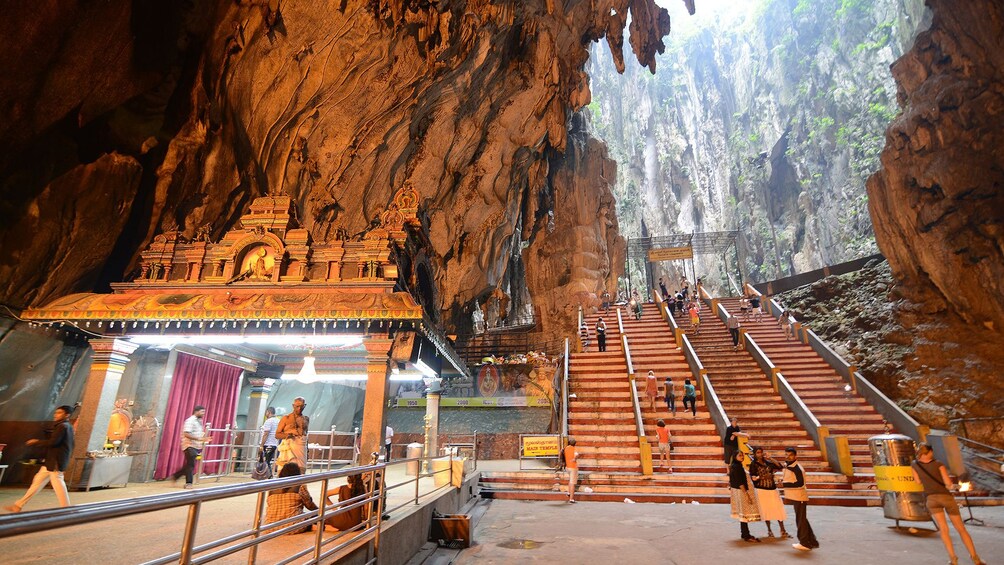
[{"left": 911, "top": 443, "right": 985, "bottom": 565}]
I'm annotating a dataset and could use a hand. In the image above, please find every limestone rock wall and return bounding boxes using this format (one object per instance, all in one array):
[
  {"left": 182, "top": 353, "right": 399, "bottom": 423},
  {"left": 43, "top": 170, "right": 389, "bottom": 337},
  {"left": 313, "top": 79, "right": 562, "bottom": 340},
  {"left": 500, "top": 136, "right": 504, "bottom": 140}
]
[
  {"left": 588, "top": 0, "right": 927, "bottom": 291},
  {"left": 0, "top": 0, "right": 681, "bottom": 337},
  {"left": 867, "top": 0, "right": 1004, "bottom": 333}
]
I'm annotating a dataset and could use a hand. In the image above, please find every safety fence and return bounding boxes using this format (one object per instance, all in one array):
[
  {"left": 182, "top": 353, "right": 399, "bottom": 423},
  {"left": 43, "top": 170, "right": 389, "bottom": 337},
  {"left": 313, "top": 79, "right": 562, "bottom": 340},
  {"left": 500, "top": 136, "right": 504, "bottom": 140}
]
[
  {"left": 196, "top": 425, "right": 358, "bottom": 484},
  {"left": 0, "top": 453, "right": 462, "bottom": 564}
]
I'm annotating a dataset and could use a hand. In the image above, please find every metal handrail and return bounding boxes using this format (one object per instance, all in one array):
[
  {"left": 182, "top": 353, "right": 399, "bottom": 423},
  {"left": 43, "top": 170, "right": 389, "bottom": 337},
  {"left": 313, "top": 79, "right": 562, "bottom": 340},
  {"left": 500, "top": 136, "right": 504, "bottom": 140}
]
[
  {"left": 562, "top": 337, "right": 570, "bottom": 437},
  {"left": 421, "top": 314, "right": 472, "bottom": 380},
  {"left": 616, "top": 308, "right": 644, "bottom": 438},
  {"left": 0, "top": 453, "right": 461, "bottom": 564}
]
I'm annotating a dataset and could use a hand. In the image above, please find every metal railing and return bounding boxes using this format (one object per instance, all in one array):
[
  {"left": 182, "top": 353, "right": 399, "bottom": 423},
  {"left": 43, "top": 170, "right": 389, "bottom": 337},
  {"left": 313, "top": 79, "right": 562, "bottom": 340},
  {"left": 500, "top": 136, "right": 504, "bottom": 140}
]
[
  {"left": 0, "top": 453, "right": 462, "bottom": 564},
  {"left": 617, "top": 307, "right": 653, "bottom": 475},
  {"left": 195, "top": 426, "right": 358, "bottom": 483},
  {"left": 562, "top": 338, "right": 570, "bottom": 437}
]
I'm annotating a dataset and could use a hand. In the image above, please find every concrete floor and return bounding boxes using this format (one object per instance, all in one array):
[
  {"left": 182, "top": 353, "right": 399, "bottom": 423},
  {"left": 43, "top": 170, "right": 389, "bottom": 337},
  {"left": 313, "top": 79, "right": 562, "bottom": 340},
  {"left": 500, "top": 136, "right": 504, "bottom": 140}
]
[{"left": 457, "top": 499, "right": 1004, "bottom": 565}]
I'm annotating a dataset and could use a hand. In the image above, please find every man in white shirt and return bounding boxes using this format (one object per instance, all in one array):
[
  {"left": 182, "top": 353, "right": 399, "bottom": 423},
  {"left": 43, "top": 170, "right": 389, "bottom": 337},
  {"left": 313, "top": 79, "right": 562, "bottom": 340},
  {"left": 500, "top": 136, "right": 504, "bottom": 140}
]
[
  {"left": 384, "top": 425, "right": 394, "bottom": 462},
  {"left": 172, "top": 405, "right": 205, "bottom": 488},
  {"left": 260, "top": 407, "right": 280, "bottom": 466}
]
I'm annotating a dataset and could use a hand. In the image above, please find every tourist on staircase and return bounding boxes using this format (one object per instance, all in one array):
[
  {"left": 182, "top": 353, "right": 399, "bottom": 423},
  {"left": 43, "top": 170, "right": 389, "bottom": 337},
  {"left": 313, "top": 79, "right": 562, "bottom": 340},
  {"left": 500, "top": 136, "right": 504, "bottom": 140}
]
[
  {"left": 688, "top": 301, "right": 701, "bottom": 335},
  {"left": 682, "top": 379, "right": 697, "bottom": 418},
  {"left": 750, "top": 293, "right": 763, "bottom": 322},
  {"left": 564, "top": 438, "right": 579, "bottom": 504},
  {"left": 749, "top": 447, "right": 790, "bottom": 539},
  {"left": 739, "top": 296, "right": 751, "bottom": 320},
  {"left": 680, "top": 276, "right": 690, "bottom": 300},
  {"left": 645, "top": 370, "right": 658, "bottom": 411},
  {"left": 659, "top": 277, "right": 669, "bottom": 300},
  {"left": 728, "top": 451, "right": 762, "bottom": 543},
  {"left": 778, "top": 310, "right": 795, "bottom": 340},
  {"left": 675, "top": 290, "right": 685, "bottom": 314},
  {"left": 723, "top": 417, "right": 746, "bottom": 465},
  {"left": 727, "top": 312, "right": 741, "bottom": 350},
  {"left": 655, "top": 420, "right": 673, "bottom": 473},
  {"left": 630, "top": 290, "right": 643, "bottom": 320},
  {"left": 664, "top": 376, "right": 677, "bottom": 416},
  {"left": 667, "top": 292, "right": 676, "bottom": 314},
  {"left": 595, "top": 318, "right": 607, "bottom": 352}
]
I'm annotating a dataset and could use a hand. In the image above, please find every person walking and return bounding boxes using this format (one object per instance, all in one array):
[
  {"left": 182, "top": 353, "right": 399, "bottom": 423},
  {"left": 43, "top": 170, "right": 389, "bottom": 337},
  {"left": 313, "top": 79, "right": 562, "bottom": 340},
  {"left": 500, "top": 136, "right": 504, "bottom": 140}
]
[
  {"left": 729, "top": 451, "right": 761, "bottom": 543},
  {"left": 655, "top": 420, "right": 673, "bottom": 473},
  {"left": 659, "top": 277, "right": 669, "bottom": 299},
  {"left": 782, "top": 447, "right": 819, "bottom": 551},
  {"left": 565, "top": 438, "right": 579, "bottom": 503},
  {"left": 260, "top": 407, "right": 280, "bottom": 468},
  {"left": 682, "top": 379, "right": 697, "bottom": 418},
  {"left": 276, "top": 397, "right": 309, "bottom": 471},
  {"left": 779, "top": 310, "right": 795, "bottom": 340},
  {"left": 749, "top": 447, "right": 790, "bottom": 538},
  {"left": 601, "top": 290, "right": 611, "bottom": 313},
  {"left": 384, "top": 425, "right": 394, "bottom": 463},
  {"left": 595, "top": 318, "right": 607, "bottom": 352},
  {"left": 680, "top": 277, "right": 690, "bottom": 300},
  {"left": 688, "top": 302, "right": 701, "bottom": 334},
  {"left": 645, "top": 370, "right": 658, "bottom": 412},
  {"left": 911, "top": 443, "right": 985, "bottom": 565},
  {"left": 172, "top": 405, "right": 206, "bottom": 488},
  {"left": 750, "top": 294, "right": 763, "bottom": 322},
  {"left": 664, "top": 376, "right": 677, "bottom": 416},
  {"left": 675, "top": 291, "right": 685, "bottom": 314},
  {"left": 5, "top": 405, "right": 75, "bottom": 512},
  {"left": 727, "top": 312, "right": 741, "bottom": 350},
  {"left": 723, "top": 417, "right": 745, "bottom": 465}
]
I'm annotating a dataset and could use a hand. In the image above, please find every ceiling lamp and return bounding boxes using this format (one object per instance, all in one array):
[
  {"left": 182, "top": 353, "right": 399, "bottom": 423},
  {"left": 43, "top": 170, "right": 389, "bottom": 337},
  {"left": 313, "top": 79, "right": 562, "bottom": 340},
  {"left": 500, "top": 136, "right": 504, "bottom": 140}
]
[{"left": 282, "top": 350, "right": 318, "bottom": 384}]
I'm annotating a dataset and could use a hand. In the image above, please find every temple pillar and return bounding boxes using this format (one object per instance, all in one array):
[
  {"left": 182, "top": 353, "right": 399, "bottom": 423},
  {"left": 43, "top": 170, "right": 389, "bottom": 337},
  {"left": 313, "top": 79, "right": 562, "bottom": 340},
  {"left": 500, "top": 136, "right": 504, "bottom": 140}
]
[
  {"left": 425, "top": 388, "right": 441, "bottom": 461},
  {"left": 359, "top": 337, "right": 393, "bottom": 462},
  {"left": 245, "top": 377, "right": 275, "bottom": 433},
  {"left": 69, "top": 338, "right": 139, "bottom": 482}
]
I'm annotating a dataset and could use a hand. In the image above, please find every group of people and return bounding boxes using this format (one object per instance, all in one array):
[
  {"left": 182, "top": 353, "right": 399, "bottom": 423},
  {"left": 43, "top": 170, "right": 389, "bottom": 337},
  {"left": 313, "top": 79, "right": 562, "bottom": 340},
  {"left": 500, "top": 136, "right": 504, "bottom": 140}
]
[{"left": 646, "top": 371, "right": 698, "bottom": 419}]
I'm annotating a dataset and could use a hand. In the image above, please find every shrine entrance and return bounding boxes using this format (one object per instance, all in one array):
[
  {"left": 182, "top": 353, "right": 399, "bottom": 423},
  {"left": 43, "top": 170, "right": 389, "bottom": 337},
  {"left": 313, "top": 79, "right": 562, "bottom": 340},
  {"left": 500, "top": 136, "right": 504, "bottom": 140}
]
[
  {"left": 625, "top": 231, "right": 743, "bottom": 298},
  {"left": 21, "top": 189, "right": 469, "bottom": 487}
]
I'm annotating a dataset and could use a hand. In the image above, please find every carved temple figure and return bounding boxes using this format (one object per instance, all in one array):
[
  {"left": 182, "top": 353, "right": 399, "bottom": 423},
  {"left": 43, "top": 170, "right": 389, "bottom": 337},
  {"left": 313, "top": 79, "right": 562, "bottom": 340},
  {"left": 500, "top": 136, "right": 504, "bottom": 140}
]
[{"left": 195, "top": 223, "right": 213, "bottom": 242}]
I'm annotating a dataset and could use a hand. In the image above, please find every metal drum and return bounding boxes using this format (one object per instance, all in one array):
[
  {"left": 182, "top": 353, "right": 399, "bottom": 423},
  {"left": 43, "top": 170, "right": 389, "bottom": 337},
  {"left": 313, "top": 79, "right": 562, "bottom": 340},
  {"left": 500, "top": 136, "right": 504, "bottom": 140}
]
[{"left": 869, "top": 434, "right": 930, "bottom": 523}]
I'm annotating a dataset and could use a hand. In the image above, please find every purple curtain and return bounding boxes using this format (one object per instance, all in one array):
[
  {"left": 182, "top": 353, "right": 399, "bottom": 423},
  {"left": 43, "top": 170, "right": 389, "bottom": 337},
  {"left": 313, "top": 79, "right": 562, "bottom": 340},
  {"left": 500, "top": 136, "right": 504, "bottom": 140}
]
[{"left": 154, "top": 353, "right": 242, "bottom": 479}]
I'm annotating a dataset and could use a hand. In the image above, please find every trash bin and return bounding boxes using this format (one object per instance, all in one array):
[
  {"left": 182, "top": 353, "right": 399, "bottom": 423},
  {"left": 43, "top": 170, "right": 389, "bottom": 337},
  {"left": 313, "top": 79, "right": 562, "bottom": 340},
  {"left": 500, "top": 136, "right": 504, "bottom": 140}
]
[
  {"left": 869, "top": 434, "right": 929, "bottom": 524},
  {"left": 406, "top": 443, "right": 424, "bottom": 476}
]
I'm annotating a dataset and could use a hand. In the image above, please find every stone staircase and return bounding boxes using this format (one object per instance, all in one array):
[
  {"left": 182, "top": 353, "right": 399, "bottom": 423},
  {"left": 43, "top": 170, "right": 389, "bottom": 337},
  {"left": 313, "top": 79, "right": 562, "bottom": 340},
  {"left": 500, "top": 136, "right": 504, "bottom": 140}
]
[
  {"left": 479, "top": 302, "right": 878, "bottom": 506},
  {"left": 719, "top": 297, "right": 890, "bottom": 472}
]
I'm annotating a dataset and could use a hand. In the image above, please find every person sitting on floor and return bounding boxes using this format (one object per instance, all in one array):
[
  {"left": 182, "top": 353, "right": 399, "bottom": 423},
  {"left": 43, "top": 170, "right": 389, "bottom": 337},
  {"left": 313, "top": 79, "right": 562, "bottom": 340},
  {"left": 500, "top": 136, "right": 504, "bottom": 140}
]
[
  {"left": 324, "top": 473, "right": 367, "bottom": 532},
  {"left": 264, "top": 462, "right": 318, "bottom": 534}
]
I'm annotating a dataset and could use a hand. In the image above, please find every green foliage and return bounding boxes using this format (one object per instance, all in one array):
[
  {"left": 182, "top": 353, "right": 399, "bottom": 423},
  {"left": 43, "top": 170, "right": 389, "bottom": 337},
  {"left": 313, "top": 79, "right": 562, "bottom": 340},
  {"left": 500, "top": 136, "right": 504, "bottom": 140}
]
[
  {"left": 748, "top": 132, "right": 761, "bottom": 144},
  {"left": 836, "top": 0, "right": 867, "bottom": 18},
  {"left": 868, "top": 102, "right": 896, "bottom": 121},
  {"left": 586, "top": 100, "right": 601, "bottom": 121},
  {"left": 793, "top": 0, "right": 813, "bottom": 18}
]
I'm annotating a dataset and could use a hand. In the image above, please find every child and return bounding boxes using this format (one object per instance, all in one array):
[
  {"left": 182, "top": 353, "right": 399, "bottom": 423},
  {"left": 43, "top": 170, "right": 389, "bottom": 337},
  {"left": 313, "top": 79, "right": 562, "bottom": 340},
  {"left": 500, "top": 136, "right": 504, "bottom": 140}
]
[{"left": 656, "top": 419, "right": 673, "bottom": 472}]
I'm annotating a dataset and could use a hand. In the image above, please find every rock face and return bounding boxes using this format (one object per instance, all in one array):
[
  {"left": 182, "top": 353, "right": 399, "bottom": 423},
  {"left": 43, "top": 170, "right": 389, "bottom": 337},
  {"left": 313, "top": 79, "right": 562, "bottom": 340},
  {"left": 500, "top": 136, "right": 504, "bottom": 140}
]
[
  {"left": 0, "top": 0, "right": 678, "bottom": 336},
  {"left": 867, "top": 0, "right": 1004, "bottom": 333},
  {"left": 587, "top": 0, "right": 927, "bottom": 288}
]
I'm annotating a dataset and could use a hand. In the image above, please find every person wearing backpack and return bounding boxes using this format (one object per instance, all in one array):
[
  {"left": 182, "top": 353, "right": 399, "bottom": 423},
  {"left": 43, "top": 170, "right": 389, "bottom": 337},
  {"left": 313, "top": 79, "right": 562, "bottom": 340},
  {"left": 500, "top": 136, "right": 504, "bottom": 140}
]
[{"left": 911, "top": 443, "right": 985, "bottom": 565}]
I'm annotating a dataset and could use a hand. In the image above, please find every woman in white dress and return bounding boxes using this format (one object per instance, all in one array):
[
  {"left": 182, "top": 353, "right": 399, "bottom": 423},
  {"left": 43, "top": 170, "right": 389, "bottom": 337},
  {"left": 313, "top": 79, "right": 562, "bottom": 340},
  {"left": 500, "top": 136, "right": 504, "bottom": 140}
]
[{"left": 748, "top": 446, "right": 790, "bottom": 538}]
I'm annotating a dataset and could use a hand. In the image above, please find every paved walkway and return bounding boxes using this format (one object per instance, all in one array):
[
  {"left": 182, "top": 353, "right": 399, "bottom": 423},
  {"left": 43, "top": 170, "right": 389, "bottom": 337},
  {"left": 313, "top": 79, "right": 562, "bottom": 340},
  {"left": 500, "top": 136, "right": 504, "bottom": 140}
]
[
  {"left": 0, "top": 461, "right": 458, "bottom": 564},
  {"left": 458, "top": 499, "right": 1004, "bottom": 565}
]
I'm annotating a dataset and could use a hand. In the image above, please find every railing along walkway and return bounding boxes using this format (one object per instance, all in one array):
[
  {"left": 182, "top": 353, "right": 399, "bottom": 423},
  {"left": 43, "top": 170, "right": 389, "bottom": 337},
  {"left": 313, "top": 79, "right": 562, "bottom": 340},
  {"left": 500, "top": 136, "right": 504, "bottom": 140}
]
[{"left": 0, "top": 454, "right": 463, "bottom": 564}]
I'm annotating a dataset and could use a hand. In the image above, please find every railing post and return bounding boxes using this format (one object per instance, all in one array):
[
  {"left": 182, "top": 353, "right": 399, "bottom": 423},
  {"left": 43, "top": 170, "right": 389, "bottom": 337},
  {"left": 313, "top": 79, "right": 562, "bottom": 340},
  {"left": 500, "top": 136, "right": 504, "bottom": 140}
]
[
  {"left": 414, "top": 457, "right": 421, "bottom": 505},
  {"left": 223, "top": 424, "right": 233, "bottom": 478},
  {"left": 373, "top": 465, "right": 386, "bottom": 561},
  {"left": 179, "top": 501, "right": 202, "bottom": 564},
  {"left": 247, "top": 491, "right": 266, "bottom": 565},
  {"left": 329, "top": 425, "right": 337, "bottom": 472},
  {"left": 314, "top": 478, "right": 328, "bottom": 561}
]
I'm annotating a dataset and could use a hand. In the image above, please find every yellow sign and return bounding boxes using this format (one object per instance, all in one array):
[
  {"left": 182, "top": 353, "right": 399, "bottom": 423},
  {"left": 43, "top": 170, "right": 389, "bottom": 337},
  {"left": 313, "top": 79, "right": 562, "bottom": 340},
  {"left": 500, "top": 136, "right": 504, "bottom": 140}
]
[
  {"left": 521, "top": 435, "right": 561, "bottom": 458},
  {"left": 874, "top": 465, "right": 924, "bottom": 492},
  {"left": 648, "top": 246, "right": 694, "bottom": 262}
]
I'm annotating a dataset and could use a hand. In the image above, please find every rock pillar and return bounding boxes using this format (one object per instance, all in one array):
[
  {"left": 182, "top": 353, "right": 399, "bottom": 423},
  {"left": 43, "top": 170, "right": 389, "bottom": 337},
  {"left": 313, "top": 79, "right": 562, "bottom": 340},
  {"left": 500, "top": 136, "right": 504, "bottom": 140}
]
[
  {"left": 359, "top": 337, "right": 393, "bottom": 462},
  {"left": 69, "top": 338, "right": 139, "bottom": 482}
]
